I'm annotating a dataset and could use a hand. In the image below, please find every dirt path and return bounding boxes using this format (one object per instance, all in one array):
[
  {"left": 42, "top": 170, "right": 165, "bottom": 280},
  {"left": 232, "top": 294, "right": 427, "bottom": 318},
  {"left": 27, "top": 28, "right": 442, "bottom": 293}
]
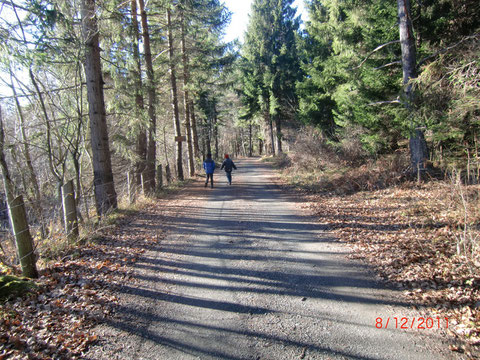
[{"left": 87, "top": 158, "right": 457, "bottom": 360}]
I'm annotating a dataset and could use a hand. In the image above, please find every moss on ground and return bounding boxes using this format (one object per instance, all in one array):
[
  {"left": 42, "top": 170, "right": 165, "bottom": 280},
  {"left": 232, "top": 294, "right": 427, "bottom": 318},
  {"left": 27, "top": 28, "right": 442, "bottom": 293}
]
[{"left": 0, "top": 275, "right": 36, "bottom": 301}]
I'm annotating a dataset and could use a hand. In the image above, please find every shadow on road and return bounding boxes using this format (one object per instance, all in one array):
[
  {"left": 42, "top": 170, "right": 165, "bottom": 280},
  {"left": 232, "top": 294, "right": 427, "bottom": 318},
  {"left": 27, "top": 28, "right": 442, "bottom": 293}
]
[{"left": 95, "top": 158, "right": 434, "bottom": 360}]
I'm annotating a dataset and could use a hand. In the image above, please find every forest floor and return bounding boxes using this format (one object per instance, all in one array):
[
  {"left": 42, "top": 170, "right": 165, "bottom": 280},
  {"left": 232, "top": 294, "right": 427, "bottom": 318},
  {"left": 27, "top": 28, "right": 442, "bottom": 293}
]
[
  {"left": 0, "top": 157, "right": 477, "bottom": 359},
  {"left": 272, "top": 156, "right": 480, "bottom": 359},
  {"left": 0, "top": 207, "right": 147, "bottom": 359},
  {"left": 296, "top": 184, "right": 480, "bottom": 358}
]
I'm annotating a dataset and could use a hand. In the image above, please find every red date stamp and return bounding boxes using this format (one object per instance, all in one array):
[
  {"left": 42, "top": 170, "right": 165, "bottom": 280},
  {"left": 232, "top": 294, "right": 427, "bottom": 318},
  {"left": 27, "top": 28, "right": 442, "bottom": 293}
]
[{"left": 375, "top": 317, "right": 449, "bottom": 330}]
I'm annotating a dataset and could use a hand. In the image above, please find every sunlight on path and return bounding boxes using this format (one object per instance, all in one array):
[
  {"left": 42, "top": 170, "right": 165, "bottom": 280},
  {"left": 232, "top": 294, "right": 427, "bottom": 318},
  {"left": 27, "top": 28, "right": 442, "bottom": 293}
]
[{"left": 89, "top": 158, "right": 457, "bottom": 360}]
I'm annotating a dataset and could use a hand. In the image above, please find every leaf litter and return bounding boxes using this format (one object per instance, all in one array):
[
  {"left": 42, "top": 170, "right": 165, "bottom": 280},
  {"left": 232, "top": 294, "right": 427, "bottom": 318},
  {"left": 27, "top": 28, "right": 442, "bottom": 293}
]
[
  {"left": 0, "top": 209, "right": 154, "bottom": 359},
  {"left": 302, "top": 181, "right": 480, "bottom": 358}
]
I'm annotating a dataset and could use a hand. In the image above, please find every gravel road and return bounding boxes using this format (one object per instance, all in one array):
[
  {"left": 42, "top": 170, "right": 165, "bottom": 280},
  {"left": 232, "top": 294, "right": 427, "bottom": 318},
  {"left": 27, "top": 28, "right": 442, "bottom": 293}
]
[{"left": 87, "top": 158, "right": 457, "bottom": 360}]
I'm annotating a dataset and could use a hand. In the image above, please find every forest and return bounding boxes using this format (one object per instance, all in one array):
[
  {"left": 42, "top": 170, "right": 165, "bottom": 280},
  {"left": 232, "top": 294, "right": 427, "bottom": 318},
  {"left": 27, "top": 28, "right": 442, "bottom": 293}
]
[{"left": 0, "top": 0, "right": 479, "bottom": 357}]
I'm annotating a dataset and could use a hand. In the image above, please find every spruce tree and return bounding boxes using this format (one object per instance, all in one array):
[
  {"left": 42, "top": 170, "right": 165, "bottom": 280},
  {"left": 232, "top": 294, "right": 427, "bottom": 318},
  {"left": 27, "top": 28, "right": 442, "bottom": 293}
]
[
  {"left": 241, "top": 0, "right": 301, "bottom": 155},
  {"left": 81, "top": 0, "right": 118, "bottom": 215},
  {"left": 300, "top": 0, "right": 404, "bottom": 152}
]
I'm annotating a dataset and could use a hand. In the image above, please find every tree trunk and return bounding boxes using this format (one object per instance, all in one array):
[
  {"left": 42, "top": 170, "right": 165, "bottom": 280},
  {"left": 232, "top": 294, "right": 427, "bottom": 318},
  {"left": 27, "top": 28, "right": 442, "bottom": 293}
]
[
  {"left": 397, "top": 0, "right": 428, "bottom": 172},
  {"left": 28, "top": 68, "right": 67, "bottom": 222},
  {"left": 264, "top": 96, "right": 275, "bottom": 155},
  {"left": 165, "top": 164, "right": 172, "bottom": 184},
  {"left": 131, "top": 0, "right": 147, "bottom": 186},
  {"left": 205, "top": 116, "right": 212, "bottom": 156},
  {"left": 71, "top": 153, "right": 84, "bottom": 224},
  {"left": 0, "top": 107, "right": 15, "bottom": 204},
  {"left": 190, "top": 102, "right": 200, "bottom": 159},
  {"left": 201, "top": 122, "right": 206, "bottom": 159},
  {"left": 269, "top": 116, "right": 275, "bottom": 155},
  {"left": 156, "top": 164, "right": 163, "bottom": 189},
  {"left": 180, "top": 9, "right": 195, "bottom": 177},
  {"left": 12, "top": 82, "right": 40, "bottom": 206},
  {"left": 139, "top": 0, "right": 157, "bottom": 192},
  {"left": 8, "top": 196, "right": 38, "bottom": 278},
  {"left": 249, "top": 123, "right": 253, "bottom": 157},
  {"left": 81, "top": 0, "right": 117, "bottom": 216},
  {"left": 162, "top": 125, "right": 170, "bottom": 168},
  {"left": 127, "top": 170, "right": 135, "bottom": 204},
  {"left": 9, "top": 72, "right": 45, "bottom": 235},
  {"left": 0, "top": 110, "right": 38, "bottom": 278},
  {"left": 264, "top": 112, "right": 275, "bottom": 156},
  {"left": 213, "top": 104, "right": 219, "bottom": 160},
  {"left": 398, "top": 0, "right": 416, "bottom": 101},
  {"left": 62, "top": 180, "right": 79, "bottom": 242},
  {"left": 167, "top": 7, "right": 184, "bottom": 181},
  {"left": 185, "top": 119, "right": 194, "bottom": 176},
  {"left": 275, "top": 114, "right": 282, "bottom": 153}
]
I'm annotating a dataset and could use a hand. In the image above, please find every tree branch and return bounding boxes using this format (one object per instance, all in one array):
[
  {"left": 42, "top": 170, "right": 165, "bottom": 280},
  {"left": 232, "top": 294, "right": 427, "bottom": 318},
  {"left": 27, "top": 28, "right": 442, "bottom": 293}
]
[
  {"left": 374, "top": 61, "right": 402, "bottom": 70},
  {"left": 0, "top": 84, "right": 86, "bottom": 100},
  {"left": 152, "top": 48, "right": 169, "bottom": 63},
  {"left": 418, "top": 33, "right": 480, "bottom": 67},
  {"left": 0, "top": 0, "right": 29, "bottom": 11},
  {"left": 350, "top": 40, "right": 400, "bottom": 70},
  {"left": 368, "top": 98, "right": 401, "bottom": 106}
]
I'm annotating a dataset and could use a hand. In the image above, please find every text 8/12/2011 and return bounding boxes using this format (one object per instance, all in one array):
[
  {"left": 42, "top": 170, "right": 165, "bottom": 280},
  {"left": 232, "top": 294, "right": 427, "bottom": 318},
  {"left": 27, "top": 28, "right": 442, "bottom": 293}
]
[{"left": 375, "top": 317, "right": 449, "bottom": 330}]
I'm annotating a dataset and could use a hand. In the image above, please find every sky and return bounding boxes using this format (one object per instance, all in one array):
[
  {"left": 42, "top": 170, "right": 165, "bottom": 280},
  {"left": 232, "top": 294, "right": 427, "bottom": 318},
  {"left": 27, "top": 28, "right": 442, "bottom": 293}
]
[{"left": 222, "top": 0, "right": 308, "bottom": 43}]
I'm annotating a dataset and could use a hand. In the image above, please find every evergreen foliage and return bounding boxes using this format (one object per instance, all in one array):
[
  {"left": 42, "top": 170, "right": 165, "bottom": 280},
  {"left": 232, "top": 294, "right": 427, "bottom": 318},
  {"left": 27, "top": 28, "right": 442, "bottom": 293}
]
[
  {"left": 298, "top": 0, "right": 403, "bottom": 152},
  {"left": 240, "top": 0, "right": 302, "bottom": 153},
  {"left": 295, "top": 0, "right": 479, "bottom": 162}
]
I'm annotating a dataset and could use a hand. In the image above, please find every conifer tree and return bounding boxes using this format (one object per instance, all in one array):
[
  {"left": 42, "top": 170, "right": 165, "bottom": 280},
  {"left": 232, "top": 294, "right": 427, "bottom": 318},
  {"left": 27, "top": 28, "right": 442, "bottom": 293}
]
[
  {"left": 138, "top": 0, "right": 157, "bottom": 192},
  {"left": 300, "top": 0, "right": 478, "bottom": 163},
  {"left": 241, "top": 0, "right": 301, "bottom": 155},
  {"left": 81, "top": 0, "right": 117, "bottom": 215},
  {"left": 177, "top": 0, "right": 232, "bottom": 160},
  {"left": 166, "top": 5, "right": 184, "bottom": 181},
  {"left": 300, "top": 0, "right": 406, "bottom": 152},
  {"left": 130, "top": 0, "right": 147, "bottom": 186}
]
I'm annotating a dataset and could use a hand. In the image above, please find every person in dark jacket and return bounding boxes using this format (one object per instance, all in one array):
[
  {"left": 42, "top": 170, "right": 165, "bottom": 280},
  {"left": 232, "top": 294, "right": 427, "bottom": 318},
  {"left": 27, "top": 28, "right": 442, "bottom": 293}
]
[
  {"left": 203, "top": 153, "right": 215, "bottom": 188},
  {"left": 220, "top": 154, "right": 237, "bottom": 185}
]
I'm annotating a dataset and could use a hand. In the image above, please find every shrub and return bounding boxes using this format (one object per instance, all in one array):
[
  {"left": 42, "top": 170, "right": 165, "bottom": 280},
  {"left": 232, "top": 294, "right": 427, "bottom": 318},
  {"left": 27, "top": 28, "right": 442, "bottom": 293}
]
[
  {"left": 284, "top": 126, "right": 410, "bottom": 194},
  {"left": 290, "top": 127, "right": 340, "bottom": 172}
]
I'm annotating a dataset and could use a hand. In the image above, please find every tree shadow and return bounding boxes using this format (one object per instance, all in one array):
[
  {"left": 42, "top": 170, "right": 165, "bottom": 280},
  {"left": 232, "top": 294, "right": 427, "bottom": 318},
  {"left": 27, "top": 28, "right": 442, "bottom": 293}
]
[{"left": 90, "top": 158, "right": 440, "bottom": 359}]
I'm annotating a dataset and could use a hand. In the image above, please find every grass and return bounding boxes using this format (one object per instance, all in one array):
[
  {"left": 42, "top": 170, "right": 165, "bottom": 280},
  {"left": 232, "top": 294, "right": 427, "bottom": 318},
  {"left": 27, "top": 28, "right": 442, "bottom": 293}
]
[
  {"left": 155, "top": 178, "right": 196, "bottom": 196},
  {"left": 272, "top": 151, "right": 409, "bottom": 195},
  {"left": 261, "top": 153, "right": 291, "bottom": 169}
]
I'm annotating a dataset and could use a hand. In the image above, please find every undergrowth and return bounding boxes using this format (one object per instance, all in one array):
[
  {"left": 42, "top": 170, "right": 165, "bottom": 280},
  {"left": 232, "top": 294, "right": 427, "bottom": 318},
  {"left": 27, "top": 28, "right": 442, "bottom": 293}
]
[
  {"left": 274, "top": 128, "right": 410, "bottom": 195},
  {"left": 272, "top": 128, "right": 480, "bottom": 354},
  {"left": 0, "top": 178, "right": 191, "bottom": 276},
  {"left": 0, "top": 180, "right": 184, "bottom": 358}
]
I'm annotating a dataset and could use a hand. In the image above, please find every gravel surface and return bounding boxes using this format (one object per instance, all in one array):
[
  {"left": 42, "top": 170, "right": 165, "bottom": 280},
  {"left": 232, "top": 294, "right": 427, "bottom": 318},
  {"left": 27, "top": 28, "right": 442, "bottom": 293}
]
[{"left": 86, "top": 158, "right": 458, "bottom": 360}]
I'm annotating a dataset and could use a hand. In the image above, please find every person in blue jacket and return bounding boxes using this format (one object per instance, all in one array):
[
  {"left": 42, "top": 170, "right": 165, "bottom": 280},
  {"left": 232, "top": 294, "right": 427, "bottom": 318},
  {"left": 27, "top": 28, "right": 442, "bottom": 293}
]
[
  {"left": 221, "top": 154, "right": 237, "bottom": 185},
  {"left": 203, "top": 153, "right": 215, "bottom": 188}
]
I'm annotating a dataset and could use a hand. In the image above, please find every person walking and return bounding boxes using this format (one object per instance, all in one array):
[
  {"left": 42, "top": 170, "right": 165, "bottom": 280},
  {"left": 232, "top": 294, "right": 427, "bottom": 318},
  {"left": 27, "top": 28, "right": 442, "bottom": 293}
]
[
  {"left": 203, "top": 153, "right": 215, "bottom": 188},
  {"left": 221, "top": 154, "right": 237, "bottom": 185}
]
